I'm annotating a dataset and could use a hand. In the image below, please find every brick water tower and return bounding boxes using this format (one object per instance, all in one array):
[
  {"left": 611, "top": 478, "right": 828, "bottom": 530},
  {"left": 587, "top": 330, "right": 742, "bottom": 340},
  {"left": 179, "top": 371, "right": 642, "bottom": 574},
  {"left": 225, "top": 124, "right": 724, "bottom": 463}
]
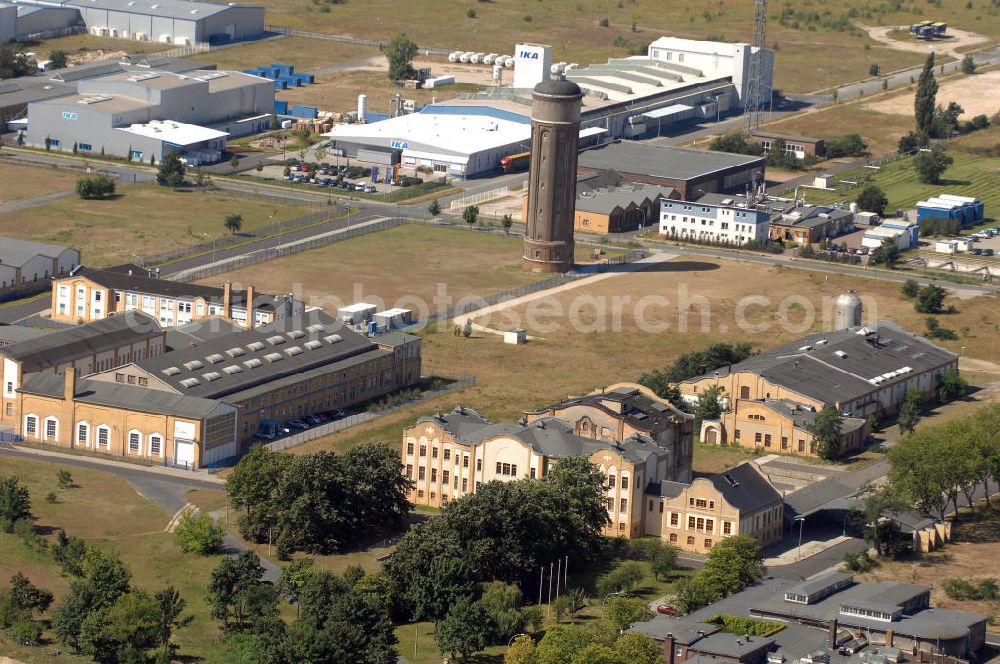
[{"left": 522, "top": 79, "right": 583, "bottom": 273}]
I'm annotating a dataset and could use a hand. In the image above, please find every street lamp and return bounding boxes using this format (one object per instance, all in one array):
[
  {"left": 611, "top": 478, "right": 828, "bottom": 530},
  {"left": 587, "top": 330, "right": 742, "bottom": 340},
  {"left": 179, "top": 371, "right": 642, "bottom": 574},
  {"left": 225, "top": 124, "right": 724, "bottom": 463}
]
[
  {"left": 198, "top": 233, "right": 217, "bottom": 265},
  {"left": 508, "top": 633, "right": 528, "bottom": 646},
  {"left": 795, "top": 516, "right": 805, "bottom": 560},
  {"left": 601, "top": 590, "right": 624, "bottom": 619}
]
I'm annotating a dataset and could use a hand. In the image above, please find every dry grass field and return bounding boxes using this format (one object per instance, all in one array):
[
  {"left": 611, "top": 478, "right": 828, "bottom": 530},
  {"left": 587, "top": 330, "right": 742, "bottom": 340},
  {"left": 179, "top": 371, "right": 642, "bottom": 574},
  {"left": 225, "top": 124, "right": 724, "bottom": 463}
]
[
  {"left": 757, "top": 102, "right": 913, "bottom": 157},
  {"left": 191, "top": 35, "right": 381, "bottom": 72},
  {"left": 291, "top": 256, "right": 1000, "bottom": 459},
  {"left": 20, "top": 33, "right": 170, "bottom": 63},
  {"left": 0, "top": 162, "right": 80, "bottom": 206},
  {"left": 196, "top": 224, "right": 549, "bottom": 312},
  {"left": 866, "top": 68, "right": 1000, "bottom": 119},
  {"left": 0, "top": 184, "right": 315, "bottom": 267}
]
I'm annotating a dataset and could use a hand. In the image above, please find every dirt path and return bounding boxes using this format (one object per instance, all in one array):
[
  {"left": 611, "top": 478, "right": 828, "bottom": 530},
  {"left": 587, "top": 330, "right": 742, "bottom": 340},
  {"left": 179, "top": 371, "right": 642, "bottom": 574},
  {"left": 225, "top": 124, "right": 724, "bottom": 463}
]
[
  {"left": 865, "top": 68, "right": 1000, "bottom": 118},
  {"left": 860, "top": 23, "right": 990, "bottom": 60}
]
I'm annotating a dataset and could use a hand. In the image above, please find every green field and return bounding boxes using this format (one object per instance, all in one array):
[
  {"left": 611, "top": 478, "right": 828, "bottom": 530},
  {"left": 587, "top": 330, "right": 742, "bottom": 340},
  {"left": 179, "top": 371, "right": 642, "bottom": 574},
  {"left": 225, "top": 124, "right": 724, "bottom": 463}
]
[{"left": 797, "top": 133, "right": 1000, "bottom": 219}]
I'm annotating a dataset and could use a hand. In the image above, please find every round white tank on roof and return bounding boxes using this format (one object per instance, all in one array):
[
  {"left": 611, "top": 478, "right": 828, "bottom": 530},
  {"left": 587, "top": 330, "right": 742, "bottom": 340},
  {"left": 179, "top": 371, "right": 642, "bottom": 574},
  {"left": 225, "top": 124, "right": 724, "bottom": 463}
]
[
  {"left": 850, "top": 202, "right": 858, "bottom": 214},
  {"left": 448, "top": 51, "right": 462, "bottom": 62},
  {"left": 357, "top": 94, "right": 368, "bottom": 122},
  {"left": 550, "top": 63, "right": 564, "bottom": 75},
  {"left": 834, "top": 290, "right": 863, "bottom": 330}
]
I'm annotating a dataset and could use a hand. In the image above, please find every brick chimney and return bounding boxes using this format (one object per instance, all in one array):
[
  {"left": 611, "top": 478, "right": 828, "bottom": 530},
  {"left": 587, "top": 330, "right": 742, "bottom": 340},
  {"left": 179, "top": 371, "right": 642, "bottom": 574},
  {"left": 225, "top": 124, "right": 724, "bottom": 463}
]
[
  {"left": 885, "top": 629, "right": 893, "bottom": 648},
  {"left": 63, "top": 367, "right": 77, "bottom": 402},
  {"left": 664, "top": 634, "right": 675, "bottom": 664},
  {"left": 245, "top": 285, "right": 256, "bottom": 328},
  {"left": 827, "top": 619, "right": 838, "bottom": 648},
  {"left": 222, "top": 281, "right": 232, "bottom": 319}
]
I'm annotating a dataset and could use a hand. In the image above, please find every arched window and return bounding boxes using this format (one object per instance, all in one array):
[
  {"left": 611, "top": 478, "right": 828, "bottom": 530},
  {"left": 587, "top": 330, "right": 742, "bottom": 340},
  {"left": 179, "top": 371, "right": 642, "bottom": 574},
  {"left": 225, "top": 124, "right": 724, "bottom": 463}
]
[
  {"left": 76, "top": 422, "right": 90, "bottom": 446},
  {"left": 96, "top": 425, "right": 111, "bottom": 449},
  {"left": 24, "top": 414, "right": 38, "bottom": 438},
  {"left": 43, "top": 416, "right": 59, "bottom": 441},
  {"left": 127, "top": 429, "right": 143, "bottom": 455},
  {"left": 148, "top": 434, "right": 163, "bottom": 457}
]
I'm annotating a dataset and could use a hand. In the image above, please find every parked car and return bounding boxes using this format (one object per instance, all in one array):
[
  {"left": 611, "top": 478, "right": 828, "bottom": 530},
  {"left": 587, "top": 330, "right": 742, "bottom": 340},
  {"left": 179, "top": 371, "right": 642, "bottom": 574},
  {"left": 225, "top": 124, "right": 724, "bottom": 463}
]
[
  {"left": 286, "top": 419, "right": 310, "bottom": 431},
  {"left": 970, "top": 248, "right": 983, "bottom": 255},
  {"left": 304, "top": 414, "right": 326, "bottom": 426},
  {"left": 362, "top": 184, "right": 377, "bottom": 193},
  {"left": 656, "top": 605, "right": 679, "bottom": 616},
  {"left": 353, "top": 183, "right": 366, "bottom": 191},
  {"left": 983, "top": 248, "right": 995, "bottom": 256},
  {"left": 253, "top": 431, "right": 276, "bottom": 441}
]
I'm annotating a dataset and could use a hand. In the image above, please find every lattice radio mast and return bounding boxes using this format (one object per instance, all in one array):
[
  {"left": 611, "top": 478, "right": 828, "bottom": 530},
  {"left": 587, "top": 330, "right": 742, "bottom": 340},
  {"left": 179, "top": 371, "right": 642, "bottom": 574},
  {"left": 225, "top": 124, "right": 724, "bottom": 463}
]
[{"left": 743, "top": 0, "right": 768, "bottom": 136}]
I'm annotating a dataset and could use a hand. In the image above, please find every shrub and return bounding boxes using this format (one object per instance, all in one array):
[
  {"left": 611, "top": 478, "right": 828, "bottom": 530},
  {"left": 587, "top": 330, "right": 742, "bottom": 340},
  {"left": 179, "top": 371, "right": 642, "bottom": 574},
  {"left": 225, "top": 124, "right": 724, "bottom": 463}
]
[
  {"left": 466, "top": 8, "right": 476, "bottom": 17},
  {"left": 708, "top": 614, "right": 786, "bottom": 636},
  {"left": 598, "top": 17, "right": 609, "bottom": 26},
  {"left": 174, "top": 511, "right": 224, "bottom": 555},
  {"left": 843, "top": 550, "right": 879, "bottom": 572},
  {"left": 74, "top": 175, "right": 116, "bottom": 200}
]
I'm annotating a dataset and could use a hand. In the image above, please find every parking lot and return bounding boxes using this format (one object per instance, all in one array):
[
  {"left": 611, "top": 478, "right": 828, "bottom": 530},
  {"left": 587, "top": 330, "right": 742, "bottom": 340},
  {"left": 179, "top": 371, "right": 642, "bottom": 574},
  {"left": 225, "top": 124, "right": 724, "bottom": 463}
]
[{"left": 251, "top": 156, "right": 436, "bottom": 196}]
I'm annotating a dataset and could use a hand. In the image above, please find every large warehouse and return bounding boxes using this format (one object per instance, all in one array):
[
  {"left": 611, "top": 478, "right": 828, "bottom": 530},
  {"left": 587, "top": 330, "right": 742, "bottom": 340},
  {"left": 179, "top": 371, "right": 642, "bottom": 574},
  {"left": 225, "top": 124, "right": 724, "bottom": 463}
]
[
  {"left": 26, "top": 68, "right": 273, "bottom": 163},
  {"left": 577, "top": 141, "right": 765, "bottom": 199},
  {"left": 3, "top": 0, "right": 264, "bottom": 44}
]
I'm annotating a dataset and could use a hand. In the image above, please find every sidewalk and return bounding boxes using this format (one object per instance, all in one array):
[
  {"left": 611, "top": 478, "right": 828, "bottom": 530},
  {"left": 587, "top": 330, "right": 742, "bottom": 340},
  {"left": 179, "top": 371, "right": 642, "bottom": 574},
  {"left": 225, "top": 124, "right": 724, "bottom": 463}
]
[{"left": 5, "top": 443, "right": 225, "bottom": 484}]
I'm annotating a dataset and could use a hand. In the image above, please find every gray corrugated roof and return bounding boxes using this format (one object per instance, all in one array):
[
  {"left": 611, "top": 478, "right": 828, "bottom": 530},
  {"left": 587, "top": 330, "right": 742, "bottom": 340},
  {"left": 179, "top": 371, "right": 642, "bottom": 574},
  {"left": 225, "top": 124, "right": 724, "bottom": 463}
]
[
  {"left": 19, "top": 372, "right": 223, "bottom": 418},
  {"left": 137, "top": 311, "right": 409, "bottom": 401},
  {"left": 71, "top": 264, "right": 285, "bottom": 307},
  {"left": 646, "top": 479, "right": 687, "bottom": 498},
  {"left": 682, "top": 321, "right": 957, "bottom": 407},
  {"left": 0, "top": 325, "right": 51, "bottom": 347},
  {"left": 2, "top": 311, "right": 162, "bottom": 373},
  {"left": 785, "top": 572, "right": 854, "bottom": 598},
  {"left": 578, "top": 142, "right": 764, "bottom": 181},
  {"left": 0, "top": 236, "right": 75, "bottom": 268},
  {"left": 709, "top": 462, "right": 782, "bottom": 513},
  {"left": 689, "top": 631, "right": 775, "bottom": 657},
  {"left": 575, "top": 183, "right": 676, "bottom": 215},
  {"left": 629, "top": 617, "right": 719, "bottom": 644},
  {"left": 783, "top": 478, "right": 857, "bottom": 519},
  {"left": 528, "top": 385, "right": 691, "bottom": 435},
  {"left": 22, "top": 0, "right": 259, "bottom": 21}
]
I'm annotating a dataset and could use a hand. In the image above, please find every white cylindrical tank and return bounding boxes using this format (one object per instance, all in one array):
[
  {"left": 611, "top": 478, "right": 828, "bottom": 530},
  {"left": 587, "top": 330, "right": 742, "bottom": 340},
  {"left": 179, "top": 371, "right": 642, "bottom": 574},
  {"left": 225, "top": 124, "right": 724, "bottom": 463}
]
[
  {"left": 834, "top": 290, "right": 863, "bottom": 330},
  {"left": 492, "top": 64, "right": 503, "bottom": 81},
  {"left": 357, "top": 94, "right": 368, "bottom": 122},
  {"left": 849, "top": 202, "right": 858, "bottom": 214},
  {"left": 503, "top": 56, "right": 514, "bottom": 67},
  {"left": 483, "top": 53, "right": 498, "bottom": 64},
  {"left": 550, "top": 63, "right": 564, "bottom": 75},
  {"left": 471, "top": 52, "right": 485, "bottom": 64},
  {"left": 448, "top": 51, "right": 462, "bottom": 62},
  {"left": 460, "top": 52, "right": 474, "bottom": 63},
  {"left": 566, "top": 62, "right": 579, "bottom": 70}
]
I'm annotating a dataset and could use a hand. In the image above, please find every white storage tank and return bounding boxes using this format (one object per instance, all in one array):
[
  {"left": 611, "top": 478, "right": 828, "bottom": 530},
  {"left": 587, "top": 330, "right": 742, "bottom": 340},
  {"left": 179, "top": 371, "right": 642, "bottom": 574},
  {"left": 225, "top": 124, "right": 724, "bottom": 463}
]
[
  {"left": 460, "top": 51, "right": 474, "bottom": 63},
  {"left": 471, "top": 52, "right": 485, "bottom": 64},
  {"left": 550, "top": 63, "right": 564, "bottom": 75},
  {"left": 337, "top": 302, "right": 378, "bottom": 325},
  {"left": 448, "top": 51, "right": 462, "bottom": 62},
  {"left": 483, "top": 53, "right": 498, "bottom": 64},
  {"left": 372, "top": 307, "right": 414, "bottom": 330},
  {"left": 357, "top": 94, "right": 368, "bottom": 123},
  {"left": 503, "top": 56, "right": 514, "bottom": 67}
]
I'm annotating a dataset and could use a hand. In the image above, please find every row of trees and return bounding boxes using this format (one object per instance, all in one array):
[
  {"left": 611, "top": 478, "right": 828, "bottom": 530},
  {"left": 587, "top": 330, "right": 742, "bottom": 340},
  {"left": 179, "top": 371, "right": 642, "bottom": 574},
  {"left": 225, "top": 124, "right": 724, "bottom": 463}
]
[
  {"left": 505, "top": 626, "right": 662, "bottom": 664},
  {"left": 638, "top": 341, "right": 755, "bottom": 405},
  {"left": 226, "top": 443, "right": 411, "bottom": 558}
]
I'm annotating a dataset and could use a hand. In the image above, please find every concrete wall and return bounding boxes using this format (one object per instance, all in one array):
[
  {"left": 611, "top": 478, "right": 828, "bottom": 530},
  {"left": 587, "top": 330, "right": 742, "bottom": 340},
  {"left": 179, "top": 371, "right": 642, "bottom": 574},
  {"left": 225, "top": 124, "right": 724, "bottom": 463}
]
[
  {"left": 198, "top": 5, "right": 264, "bottom": 43},
  {"left": 0, "top": 4, "right": 17, "bottom": 42},
  {"left": 14, "top": 6, "right": 81, "bottom": 39}
]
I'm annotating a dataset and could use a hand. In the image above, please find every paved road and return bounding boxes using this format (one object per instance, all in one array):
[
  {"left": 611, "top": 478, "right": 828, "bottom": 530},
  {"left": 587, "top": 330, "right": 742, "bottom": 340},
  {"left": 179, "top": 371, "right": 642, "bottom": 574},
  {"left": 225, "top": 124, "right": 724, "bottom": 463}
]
[{"left": 0, "top": 187, "right": 77, "bottom": 213}]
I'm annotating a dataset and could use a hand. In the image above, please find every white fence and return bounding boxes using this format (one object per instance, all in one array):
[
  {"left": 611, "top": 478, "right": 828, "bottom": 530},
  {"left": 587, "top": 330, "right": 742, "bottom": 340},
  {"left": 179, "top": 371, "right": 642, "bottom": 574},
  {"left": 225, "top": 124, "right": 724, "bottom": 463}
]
[{"left": 449, "top": 186, "right": 512, "bottom": 210}]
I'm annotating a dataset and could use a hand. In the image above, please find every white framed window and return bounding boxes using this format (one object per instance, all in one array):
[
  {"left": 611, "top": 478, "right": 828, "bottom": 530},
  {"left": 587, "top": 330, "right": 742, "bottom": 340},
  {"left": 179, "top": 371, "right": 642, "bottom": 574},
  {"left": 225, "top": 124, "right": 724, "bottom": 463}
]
[
  {"left": 97, "top": 425, "right": 110, "bottom": 448},
  {"left": 77, "top": 422, "right": 89, "bottom": 446},
  {"left": 149, "top": 434, "right": 162, "bottom": 457},
  {"left": 44, "top": 416, "right": 58, "bottom": 441},
  {"left": 24, "top": 414, "right": 38, "bottom": 437},
  {"left": 128, "top": 429, "right": 142, "bottom": 454}
]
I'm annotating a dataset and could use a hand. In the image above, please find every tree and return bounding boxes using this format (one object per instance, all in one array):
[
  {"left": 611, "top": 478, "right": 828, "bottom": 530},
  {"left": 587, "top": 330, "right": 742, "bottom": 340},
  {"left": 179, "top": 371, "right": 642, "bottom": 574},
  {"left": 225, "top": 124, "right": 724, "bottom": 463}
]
[
  {"left": 230, "top": 155, "right": 241, "bottom": 173},
  {"left": 961, "top": 54, "right": 976, "bottom": 75},
  {"left": 914, "top": 143, "right": 953, "bottom": 184},
  {"left": 604, "top": 596, "right": 652, "bottom": 632},
  {"left": 614, "top": 633, "right": 662, "bottom": 664},
  {"left": 536, "top": 625, "right": 591, "bottom": 664},
  {"left": 869, "top": 236, "right": 901, "bottom": 268},
  {"left": 856, "top": 185, "right": 888, "bottom": 216},
  {"left": 206, "top": 551, "right": 274, "bottom": 630},
  {"left": 428, "top": 198, "right": 441, "bottom": 216},
  {"left": 901, "top": 279, "right": 920, "bottom": 298},
  {"left": 81, "top": 588, "right": 162, "bottom": 662},
  {"left": 506, "top": 634, "right": 540, "bottom": 664},
  {"left": 869, "top": 63, "right": 880, "bottom": 77},
  {"left": 914, "top": 284, "right": 946, "bottom": 313},
  {"left": 462, "top": 319, "right": 473, "bottom": 337},
  {"left": 707, "top": 133, "right": 763, "bottom": 156},
  {"left": 597, "top": 562, "right": 644, "bottom": 597},
  {"left": 639, "top": 343, "right": 755, "bottom": 389},
  {"left": 694, "top": 385, "right": 724, "bottom": 422},
  {"left": 0, "top": 474, "right": 31, "bottom": 530},
  {"left": 463, "top": 204, "right": 480, "bottom": 225},
  {"left": 651, "top": 543, "right": 679, "bottom": 581},
  {"left": 8, "top": 572, "right": 53, "bottom": 614},
  {"left": 224, "top": 213, "right": 244, "bottom": 235},
  {"left": 53, "top": 550, "right": 132, "bottom": 649},
  {"left": 227, "top": 444, "right": 291, "bottom": 543},
  {"left": 74, "top": 175, "right": 116, "bottom": 200},
  {"left": 915, "top": 52, "right": 938, "bottom": 135},
  {"left": 477, "top": 581, "right": 524, "bottom": 644},
  {"left": 936, "top": 368, "right": 967, "bottom": 403},
  {"left": 0, "top": 46, "right": 33, "bottom": 80},
  {"left": 57, "top": 469, "right": 73, "bottom": 489},
  {"left": 47, "top": 50, "right": 69, "bottom": 70},
  {"left": 174, "top": 511, "right": 224, "bottom": 554},
  {"left": 502, "top": 213, "right": 513, "bottom": 235},
  {"left": 889, "top": 427, "right": 957, "bottom": 521},
  {"left": 699, "top": 535, "right": 765, "bottom": 599},
  {"left": 808, "top": 406, "right": 842, "bottom": 460},
  {"left": 898, "top": 388, "right": 924, "bottom": 434},
  {"left": 898, "top": 131, "right": 924, "bottom": 153},
  {"left": 154, "top": 585, "right": 192, "bottom": 661},
  {"left": 272, "top": 451, "right": 350, "bottom": 555},
  {"left": 436, "top": 595, "right": 488, "bottom": 659},
  {"left": 156, "top": 151, "right": 186, "bottom": 187},
  {"left": 385, "top": 33, "right": 418, "bottom": 81},
  {"left": 277, "top": 558, "right": 316, "bottom": 606},
  {"left": 256, "top": 162, "right": 264, "bottom": 178}
]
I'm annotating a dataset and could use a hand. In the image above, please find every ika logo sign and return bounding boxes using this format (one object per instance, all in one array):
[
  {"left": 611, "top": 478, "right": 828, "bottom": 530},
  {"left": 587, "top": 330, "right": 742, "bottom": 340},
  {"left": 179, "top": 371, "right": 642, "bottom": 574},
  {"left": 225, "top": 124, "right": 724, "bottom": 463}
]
[
  {"left": 518, "top": 51, "right": 539, "bottom": 59},
  {"left": 390, "top": 139, "right": 409, "bottom": 149}
]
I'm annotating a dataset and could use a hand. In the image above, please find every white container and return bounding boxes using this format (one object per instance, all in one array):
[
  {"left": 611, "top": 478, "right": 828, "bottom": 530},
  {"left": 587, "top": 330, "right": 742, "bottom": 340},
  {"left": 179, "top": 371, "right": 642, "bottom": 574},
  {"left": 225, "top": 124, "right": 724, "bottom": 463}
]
[
  {"left": 448, "top": 51, "right": 462, "bottom": 62},
  {"left": 357, "top": 94, "right": 368, "bottom": 122}
]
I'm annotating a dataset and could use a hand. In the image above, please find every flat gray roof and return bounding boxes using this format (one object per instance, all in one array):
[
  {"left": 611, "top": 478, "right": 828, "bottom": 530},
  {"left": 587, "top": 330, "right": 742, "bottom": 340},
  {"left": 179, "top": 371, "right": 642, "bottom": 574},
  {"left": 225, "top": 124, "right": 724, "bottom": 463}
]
[
  {"left": 0, "top": 236, "right": 75, "bottom": 267},
  {"left": 578, "top": 141, "right": 764, "bottom": 181},
  {"left": 19, "top": 0, "right": 261, "bottom": 21}
]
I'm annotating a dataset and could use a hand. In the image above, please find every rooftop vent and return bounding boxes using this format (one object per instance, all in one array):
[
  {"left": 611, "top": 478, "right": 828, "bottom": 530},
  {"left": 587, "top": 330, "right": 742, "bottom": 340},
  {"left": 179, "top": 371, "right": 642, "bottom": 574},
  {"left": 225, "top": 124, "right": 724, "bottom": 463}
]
[
  {"left": 834, "top": 350, "right": 848, "bottom": 358},
  {"left": 264, "top": 352, "right": 283, "bottom": 362},
  {"left": 162, "top": 367, "right": 181, "bottom": 376},
  {"left": 288, "top": 330, "right": 305, "bottom": 339},
  {"left": 246, "top": 341, "right": 265, "bottom": 352},
  {"left": 183, "top": 360, "right": 204, "bottom": 371},
  {"left": 266, "top": 335, "right": 286, "bottom": 345},
  {"left": 722, "top": 473, "right": 740, "bottom": 487},
  {"left": 225, "top": 347, "right": 245, "bottom": 357},
  {"left": 205, "top": 353, "right": 225, "bottom": 364},
  {"left": 222, "top": 365, "right": 242, "bottom": 375},
  {"left": 306, "top": 323, "right": 326, "bottom": 333},
  {"left": 179, "top": 377, "right": 200, "bottom": 388},
  {"left": 324, "top": 334, "right": 343, "bottom": 344},
  {"left": 285, "top": 346, "right": 303, "bottom": 357},
  {"left": 304, "top": 340, "right": 323, "bottom": 350},
  {"left": 798, "top": 345, "right": 812, "bottom": 352},
  {"left": 243, "top": 358, "right": 262, "bottom": 369},
  {"left": 202, "top": 371, "right": 222, "bottom": 382}
]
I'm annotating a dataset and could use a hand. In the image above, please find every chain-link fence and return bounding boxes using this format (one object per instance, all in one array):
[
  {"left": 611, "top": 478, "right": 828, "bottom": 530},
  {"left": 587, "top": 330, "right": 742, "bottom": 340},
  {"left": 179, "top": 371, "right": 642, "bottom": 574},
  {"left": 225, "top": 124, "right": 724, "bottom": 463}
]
[{"left": 265, "top": 26, "right": 451, "bottom": 55}]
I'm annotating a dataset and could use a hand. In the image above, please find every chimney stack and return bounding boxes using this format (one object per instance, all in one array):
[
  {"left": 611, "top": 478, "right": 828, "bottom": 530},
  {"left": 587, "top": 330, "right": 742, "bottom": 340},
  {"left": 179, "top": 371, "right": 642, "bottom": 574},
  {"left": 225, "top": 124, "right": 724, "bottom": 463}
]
[
  {"left": 222, "top": 281, "right": 232, "bottom": 320},
  {"left": 885, "top": 629, "right": 893, "bottom": 648},
  {"left": 63, "top": 367, "right": 77, "bottom": 403},
  {"left": 827, "top": 619, "right": 838, "bottom": 648},
  {"left": 664, "top": 634, "right": 676, "bottom": 664},
  {"left": 245, "top": 285, "right": 256, "bottom": 328}
]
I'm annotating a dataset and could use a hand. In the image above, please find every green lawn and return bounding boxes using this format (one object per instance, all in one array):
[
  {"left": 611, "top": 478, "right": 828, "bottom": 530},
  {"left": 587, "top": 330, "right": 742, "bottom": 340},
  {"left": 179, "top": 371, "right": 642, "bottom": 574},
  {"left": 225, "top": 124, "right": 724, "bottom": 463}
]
[
  {"left": 0, "top": 184, "right": 316, "bottom": 267},
  {"left": 0, "top": 456, "right": 244, "bottom": 663}
]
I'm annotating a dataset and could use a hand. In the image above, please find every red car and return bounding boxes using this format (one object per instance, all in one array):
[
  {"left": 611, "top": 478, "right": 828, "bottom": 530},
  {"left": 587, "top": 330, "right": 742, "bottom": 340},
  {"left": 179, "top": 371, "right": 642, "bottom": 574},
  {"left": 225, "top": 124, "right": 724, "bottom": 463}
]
[{"left": 656, "top": 605, "right": 679, "bottom": 616}]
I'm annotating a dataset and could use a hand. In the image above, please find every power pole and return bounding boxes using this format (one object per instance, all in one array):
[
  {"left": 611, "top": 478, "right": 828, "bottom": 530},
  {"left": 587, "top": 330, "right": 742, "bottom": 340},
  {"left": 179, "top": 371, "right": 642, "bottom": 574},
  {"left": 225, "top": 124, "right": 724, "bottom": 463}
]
[{"left": 743, "top": 0, "right": 768, "bottom": 137}]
